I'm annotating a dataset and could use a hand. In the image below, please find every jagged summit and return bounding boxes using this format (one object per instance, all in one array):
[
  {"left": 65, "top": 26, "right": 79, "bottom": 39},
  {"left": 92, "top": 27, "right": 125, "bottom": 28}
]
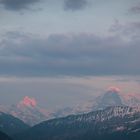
[
  {"left": 0, "top": 96, "right": 51, "bottom": 126},
  {"left": 97, "top": 87, "right": 123, "bottom": 109},
  {"left": 18, "top": 96, "right": 37, "bottom": 108},
  {"left": 80, "top": 87, "right": 140, "bottom": 112},
  {"left": 9, "top": 96, "right": 51, "bottom": 126},
  {"left": 53, "top": 87, "right": 140, "bottom": 118}
]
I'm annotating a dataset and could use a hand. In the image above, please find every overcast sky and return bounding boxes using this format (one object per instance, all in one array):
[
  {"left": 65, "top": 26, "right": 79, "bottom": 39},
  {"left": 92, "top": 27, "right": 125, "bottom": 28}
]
[{"left": 0, "top": 0, "right": 140, "bottom": 109}]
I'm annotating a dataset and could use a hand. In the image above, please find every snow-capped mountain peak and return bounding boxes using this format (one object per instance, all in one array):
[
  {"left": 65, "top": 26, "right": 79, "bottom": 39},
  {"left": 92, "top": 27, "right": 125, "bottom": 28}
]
[
  {"left": 52, "top": 87, "right": 140, "bottom": 118},
  {"left": 107, "top": 86, "right": 121, "bottom": 93},
  {"left": 0, "top": 96, "right": 51, "bottom": 126},
  {"left": 97, "top": 87, "right": 123, "bottom": 109},
  {"left": 18, "top": 96, "right": 37, "bottom": 108},
  {"left": 83, "top": 87, "right": 140, "bottom": 112},
  {"left": 1, "top": 88, "right": 140, "bottom": 126}
]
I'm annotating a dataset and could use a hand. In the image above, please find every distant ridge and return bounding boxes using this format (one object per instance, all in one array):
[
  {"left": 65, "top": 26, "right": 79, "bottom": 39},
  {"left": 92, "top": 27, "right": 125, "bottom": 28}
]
[
  {"left": 14, "top": 106, "right": 140, "bottom": 140},
  {"left": 0, "top": 112, "right": 29, "bottom": 136},
  {"left": 0, "top": 131, "right": 13, "bottom": 140}
]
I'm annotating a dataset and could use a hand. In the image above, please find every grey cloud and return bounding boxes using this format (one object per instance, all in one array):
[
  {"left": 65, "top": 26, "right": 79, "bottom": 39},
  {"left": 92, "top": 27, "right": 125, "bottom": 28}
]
[
  {"left": 129, "top": 4, "right": 140, "bottom": 14},
  {"left": 0, "top": 29, "right": 140, "bottom": 77},
  {"left": 64, "top": 0, "right": 88, "bottom": 11},
  {"left": 110, "top": 20, "right": 140, "bottom": 39},
  {"left": 0, "top": 0, "right": 40, "bottom": 10}
]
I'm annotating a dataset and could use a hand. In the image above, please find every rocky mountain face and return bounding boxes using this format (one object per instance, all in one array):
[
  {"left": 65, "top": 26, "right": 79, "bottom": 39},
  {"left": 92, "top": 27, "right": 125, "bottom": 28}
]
[{"left": 14, "top": 106, "right": 140, "bottom": 140}]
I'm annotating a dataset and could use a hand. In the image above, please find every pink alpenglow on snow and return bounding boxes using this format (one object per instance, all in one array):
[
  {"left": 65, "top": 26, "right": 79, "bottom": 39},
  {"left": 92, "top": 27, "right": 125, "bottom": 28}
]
[
  {"left": 19, "top": 96, "right": 37, "bottom": 107},
  {"left": 121, "top": 92, "right": 140, "bottom": 101},
  {"left": 107, "top": 87, "right": 121, "bottom": 93}
]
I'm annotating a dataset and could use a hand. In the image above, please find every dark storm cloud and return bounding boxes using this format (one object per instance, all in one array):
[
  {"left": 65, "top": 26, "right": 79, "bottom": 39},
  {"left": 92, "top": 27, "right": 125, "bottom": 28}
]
[
  {"left": 0, "top": 0, "right": 40, "bottom": 10},
  {"left": 64, "top": 0, "right": 88, "bottom": 11},
  {"left": 0, "top": 22, "right": 140, "bottom": 77}
]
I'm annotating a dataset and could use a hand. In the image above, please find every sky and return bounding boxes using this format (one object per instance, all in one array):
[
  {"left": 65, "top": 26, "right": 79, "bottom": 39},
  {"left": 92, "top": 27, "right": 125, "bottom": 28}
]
[{"left": 0, "top": 0, "right": 140, "bottom": 110}]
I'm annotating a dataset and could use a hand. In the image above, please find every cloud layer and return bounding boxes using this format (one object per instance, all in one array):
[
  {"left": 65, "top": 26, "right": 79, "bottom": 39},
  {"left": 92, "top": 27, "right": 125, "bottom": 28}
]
[
  {"left": 129, "top": 3, "right": 140, "bottom": 14},
  {"left": 0, "top": 21, "right": 140, "bottom": 77},
  {"left": 0, "top": 0, "right": 89, "bottom": 11}
]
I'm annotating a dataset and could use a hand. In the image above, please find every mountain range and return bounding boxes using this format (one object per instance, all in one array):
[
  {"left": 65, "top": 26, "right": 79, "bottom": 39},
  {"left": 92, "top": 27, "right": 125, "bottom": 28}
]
[
  {"left": 0, "top": 112, "right": 29, "bottom": 136},
  {"left": 0, "top": 87, "right": 140, "bottom": 140},
  {"left": 1, "top": 87, "right": 140, "bottom": 126},
  {"left": 13, "top": 106, "right": 140, "bottom": 140},
  {"left": 52, "top": 87, "right": 140, "bottom": 117}
]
